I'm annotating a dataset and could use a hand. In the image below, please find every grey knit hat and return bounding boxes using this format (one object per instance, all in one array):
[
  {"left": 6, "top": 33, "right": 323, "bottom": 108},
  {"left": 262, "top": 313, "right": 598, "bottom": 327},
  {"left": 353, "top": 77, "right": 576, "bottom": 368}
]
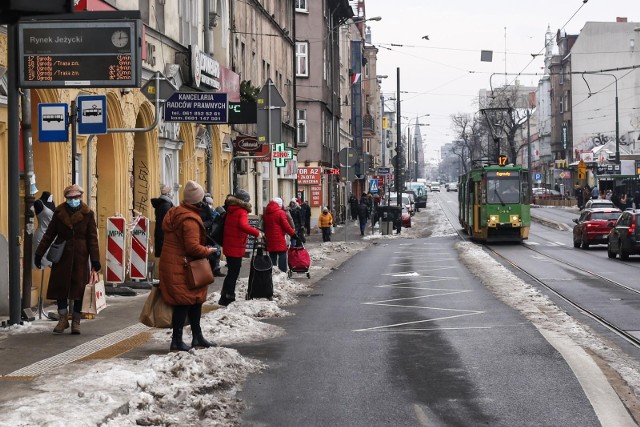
[
  {"left": 234, "top": 189, "right": 250, "bottom": 202},
  {"left": 183, "top": 180, "right": 205, "bottom": 204}
]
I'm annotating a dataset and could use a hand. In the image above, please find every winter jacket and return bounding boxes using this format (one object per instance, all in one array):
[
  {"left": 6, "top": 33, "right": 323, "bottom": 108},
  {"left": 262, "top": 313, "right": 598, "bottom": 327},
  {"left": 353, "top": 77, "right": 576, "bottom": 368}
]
[
  {"left": 222, "top": 196, "right": 260, "bottom": 258},
  {"left": 35, "top": 202, "right": 100, "bottom": 301},
  {"left": 357, "top": 202, "right": 370, "bottom": 223},
  {"left": 159, "top": 203, "right": 211, "bottom": 306},
  {"left": 301, "top": 203, "right": 311, "bottom": 222},
  {"left": 289, "top": 205, "right": 303, "bottom": 229},
  {"left": 263, "top": 201, "right": 296, "bottom": 252},
  {"left": 151, "top": 195, "right": 173, "bottom": 256},
  {"left": 318, "top": 212, "right": 333, "bottom": 228}
]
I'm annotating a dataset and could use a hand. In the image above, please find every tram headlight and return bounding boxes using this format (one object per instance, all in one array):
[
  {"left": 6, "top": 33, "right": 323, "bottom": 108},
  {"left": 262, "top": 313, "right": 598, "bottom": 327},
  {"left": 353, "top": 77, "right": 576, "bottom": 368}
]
[
  {"left": 510, "top": 214, "right": 521, "bottom": 225},
  {"left": 488, "top": 215, "right": 498, "bottom": 226}
]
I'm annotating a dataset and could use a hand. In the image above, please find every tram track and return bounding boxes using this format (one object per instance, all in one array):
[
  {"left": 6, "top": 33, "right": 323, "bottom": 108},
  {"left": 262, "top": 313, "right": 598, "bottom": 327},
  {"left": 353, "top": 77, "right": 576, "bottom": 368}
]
[{"left": 434, "top": 193, "right": 640, "bottom": 350}]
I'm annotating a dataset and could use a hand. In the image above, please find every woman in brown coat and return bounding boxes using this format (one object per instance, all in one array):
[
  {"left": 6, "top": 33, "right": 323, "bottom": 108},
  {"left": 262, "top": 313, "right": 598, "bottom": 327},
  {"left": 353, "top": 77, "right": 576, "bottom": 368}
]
[
  {"left": 160, "top": 180, "right": 218, "bottom": 352},
  {"left": 34, "top": 184, "right": 101, "bottom": 335}
]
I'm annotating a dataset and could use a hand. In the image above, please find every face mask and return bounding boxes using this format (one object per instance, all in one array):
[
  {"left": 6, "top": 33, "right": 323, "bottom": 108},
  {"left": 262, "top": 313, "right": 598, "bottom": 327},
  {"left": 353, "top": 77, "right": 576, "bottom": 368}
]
[{"left": 66, "top": 198, "right": 81, "bottom": 208}]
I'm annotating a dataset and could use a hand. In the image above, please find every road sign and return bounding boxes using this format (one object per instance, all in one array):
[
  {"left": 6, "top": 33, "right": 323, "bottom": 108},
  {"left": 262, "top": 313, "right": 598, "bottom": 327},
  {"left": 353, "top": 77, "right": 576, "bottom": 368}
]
[
  {"left": 376, "top": 167, "right": 391, "bottom": 175},
  {"left": 578, "top": 160, "right": 586, "bottom": 173},
  {"left": 257, "top": 78, "right": 285, "bottom": 107},
  {"left": 77, "top": 95, "right": 107, "bottom": 135},
  {"left": 339, "top": 148, "right": 358, "bottom": 167},
  {"left": 141, "top": 77, "right": 178, "bottom": 102},
  {"left": 369, "top": 179, "right": 379, "bottom": 193},
  {"left": 163, "top": 91, "right": 228, "bottom": 123},
  {"left": 533, "top": 172, "right": 542, "bottom": 182},
  {"left": 18, "top": 19, "right": 141, "bottom": 88},
  {"left": 38, "top": 103, "right": 68, "bottom": 142}
]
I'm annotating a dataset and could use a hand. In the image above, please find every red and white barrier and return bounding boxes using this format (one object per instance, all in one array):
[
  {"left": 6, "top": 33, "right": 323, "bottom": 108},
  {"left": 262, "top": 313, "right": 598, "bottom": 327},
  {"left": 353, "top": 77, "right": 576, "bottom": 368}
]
[
  {"left": 129, "top": 216, "right": 149, "bottom": 280},
  {"left": 106, "top": 216, "right": 126, "bottom": 283}
]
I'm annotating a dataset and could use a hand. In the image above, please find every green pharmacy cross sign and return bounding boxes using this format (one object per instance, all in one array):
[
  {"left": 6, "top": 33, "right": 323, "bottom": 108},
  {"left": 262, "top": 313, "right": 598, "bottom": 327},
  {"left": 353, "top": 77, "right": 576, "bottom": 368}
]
[{"left": 272, "top": 142, "right": 293, "bottom": 167}]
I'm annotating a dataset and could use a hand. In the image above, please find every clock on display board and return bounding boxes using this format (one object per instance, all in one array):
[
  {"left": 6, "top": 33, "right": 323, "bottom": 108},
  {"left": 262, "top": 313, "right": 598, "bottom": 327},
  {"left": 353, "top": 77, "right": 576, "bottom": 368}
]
[{"left": 111, "top": 30, "right": 129, "bottom": 48}]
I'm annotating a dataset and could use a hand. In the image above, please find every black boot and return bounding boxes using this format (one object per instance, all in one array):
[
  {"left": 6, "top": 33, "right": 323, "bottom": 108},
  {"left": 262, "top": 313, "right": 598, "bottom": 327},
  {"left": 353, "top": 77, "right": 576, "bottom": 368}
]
[
  {"left": 218, "top": 293, "right": 235, "bottom": 306},
  {"left": 192, "top": 332, "right": 217, "bottom": 349},
  {"left": 170, "top": 329, "right": 191, "bottom": 352},
  {"left": 213, "top": 269, "right": 226, "bottom": 277}
]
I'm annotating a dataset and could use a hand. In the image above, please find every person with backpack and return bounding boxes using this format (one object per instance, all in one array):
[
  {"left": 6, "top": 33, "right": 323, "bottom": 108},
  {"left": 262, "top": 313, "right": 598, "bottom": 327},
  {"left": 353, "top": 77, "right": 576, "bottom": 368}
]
[{"left": 218, "top": 190, "right": 262, "bottom": 306}]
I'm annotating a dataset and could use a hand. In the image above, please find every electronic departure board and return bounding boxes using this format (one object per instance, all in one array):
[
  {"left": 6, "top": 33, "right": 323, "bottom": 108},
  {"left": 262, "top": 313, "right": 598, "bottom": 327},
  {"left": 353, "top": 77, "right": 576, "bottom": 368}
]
[{"left": 17, "top": 20, "right": 141, "bottom": 88}]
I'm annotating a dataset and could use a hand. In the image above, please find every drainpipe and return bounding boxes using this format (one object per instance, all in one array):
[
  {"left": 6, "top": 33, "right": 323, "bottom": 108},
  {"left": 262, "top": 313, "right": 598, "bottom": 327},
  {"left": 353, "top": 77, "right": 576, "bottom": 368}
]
[{"left": 204, "top": 0, "right": 214, "bottom": 194}]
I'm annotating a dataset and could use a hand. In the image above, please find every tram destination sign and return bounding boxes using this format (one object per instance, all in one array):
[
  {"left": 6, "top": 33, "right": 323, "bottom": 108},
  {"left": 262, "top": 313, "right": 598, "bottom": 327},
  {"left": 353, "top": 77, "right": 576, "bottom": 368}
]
[{"left": 17, "top": 20, "right": 141, "bottom": 88}]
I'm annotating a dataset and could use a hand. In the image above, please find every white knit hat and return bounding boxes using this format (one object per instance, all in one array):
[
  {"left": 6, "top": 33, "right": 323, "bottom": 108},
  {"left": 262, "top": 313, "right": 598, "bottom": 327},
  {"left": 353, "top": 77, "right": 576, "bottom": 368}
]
[{"left": 273, "top": 197, "right": 283, "bottom": 208}]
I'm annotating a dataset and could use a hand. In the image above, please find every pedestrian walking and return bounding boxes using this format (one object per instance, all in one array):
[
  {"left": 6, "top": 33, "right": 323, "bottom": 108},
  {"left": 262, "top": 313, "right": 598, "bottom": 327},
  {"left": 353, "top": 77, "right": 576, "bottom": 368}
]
[
  {"left": 591, "top": 185, "right": 599, "bottom": 200},
  {"left": 288, "top": 198, "right": 306, "bottom": 244},
  {"left": 264, "top": 197, "right": 297, "bottom": 272},
  {"left": 357, "top": 199, "right": 370, "bottom": 236},
  {"left": 159, "top": 180, "right": 218, "bottom": 352},
  {"left": 349, "top": 194, "right": 358, "bottom": 221},
  {"left": 318, "top": 207, "right": 333, "bottom": 242},
  {"left": 34, "top": 184, "right": 101, "bottom": 335},
  {"left": 151, "top": 185, "right": 174, "bottom": 257},
  {"left": 301, "top": 200, "right": 312, "bottom": 235},
  {"left": 219, "top": 189, "right": 262, "bottom": 306}
]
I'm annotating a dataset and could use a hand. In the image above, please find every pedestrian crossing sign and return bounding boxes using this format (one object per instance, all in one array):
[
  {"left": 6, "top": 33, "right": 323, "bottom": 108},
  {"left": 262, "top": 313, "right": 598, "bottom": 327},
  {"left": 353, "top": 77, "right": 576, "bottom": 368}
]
[{"left": 369, "top": 179, "right": 379, "bottom": 193}]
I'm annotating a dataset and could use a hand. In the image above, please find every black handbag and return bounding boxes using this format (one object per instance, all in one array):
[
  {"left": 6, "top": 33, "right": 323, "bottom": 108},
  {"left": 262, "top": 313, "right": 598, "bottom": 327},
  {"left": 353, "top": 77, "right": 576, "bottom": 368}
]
[{"left": 46, "top": 240, "right": 66, "bottom": 264}]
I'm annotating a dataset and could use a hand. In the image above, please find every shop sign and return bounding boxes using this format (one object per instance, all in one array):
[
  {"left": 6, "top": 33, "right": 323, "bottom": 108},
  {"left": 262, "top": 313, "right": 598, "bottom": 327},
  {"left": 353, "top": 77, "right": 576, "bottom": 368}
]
[
  {"left": 297, "top": 167, "right": 321, "bottom": 185},
  {"left": 190, "top": 44, "right": 220, "bottom": 90},
  {"left": 310, "top": 186, "right": 322, "bottom": 207},
  {"left": 233, "top": 135, "right": 261, "bottom": 152}
]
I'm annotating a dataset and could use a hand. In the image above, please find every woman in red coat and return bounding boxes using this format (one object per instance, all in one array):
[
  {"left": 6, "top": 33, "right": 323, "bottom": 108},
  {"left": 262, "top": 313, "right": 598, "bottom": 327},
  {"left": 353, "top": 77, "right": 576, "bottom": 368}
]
[
  {"left": 160, "top": 180, "right": 218, "bottom": 351},
  {"left": 263, "top": 197, "right": 296, "bottom": 272},
  {"left": 219, "top": 189, "right": 261, "bottom": 306}
]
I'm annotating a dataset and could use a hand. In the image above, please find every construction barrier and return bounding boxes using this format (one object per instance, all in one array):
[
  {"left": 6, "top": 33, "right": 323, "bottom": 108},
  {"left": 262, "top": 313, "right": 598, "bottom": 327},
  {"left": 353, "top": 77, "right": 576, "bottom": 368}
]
[
  {"left": 106, "top": 216, "right": 126, "bottom": 284},
  {"left": 129, "top": 216, "right": 149, "bottom": 280}
]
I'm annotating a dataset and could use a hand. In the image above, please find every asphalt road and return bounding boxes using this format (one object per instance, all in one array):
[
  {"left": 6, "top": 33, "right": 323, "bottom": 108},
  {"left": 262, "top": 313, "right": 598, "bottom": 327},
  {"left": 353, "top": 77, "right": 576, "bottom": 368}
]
[{"left": 235, "top": 232, "right": 601, "bottom": 426}]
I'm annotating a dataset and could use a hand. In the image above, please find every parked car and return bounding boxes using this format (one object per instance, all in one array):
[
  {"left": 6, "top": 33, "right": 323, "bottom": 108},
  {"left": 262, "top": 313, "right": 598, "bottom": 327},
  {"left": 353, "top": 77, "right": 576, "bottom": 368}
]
[
  {"left": 388, "top": 192, "right": 415, "bottom": 216},
  {"left": 447, "top": 182, "right": 458, "bottom": 192},
  {"left": 532, "top": 188, "right": 563, "bottom": 200},
  {"left": 607, "top": 209, "right": 640, "bottom": 260},
  {"left": 584, "top": 199, "right": 615, "bottom": 210},
  {"left": 572, "top": 208, "right": 621, "bottom": 249}
]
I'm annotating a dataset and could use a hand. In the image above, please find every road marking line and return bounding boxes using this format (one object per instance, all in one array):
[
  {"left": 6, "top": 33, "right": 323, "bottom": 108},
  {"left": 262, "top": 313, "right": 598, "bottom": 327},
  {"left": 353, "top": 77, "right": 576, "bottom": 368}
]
[
  {"left": 365, "top": 290, "right": 472, "bottom": 304},
  {"left": 353, "top": 311, "right": 483, "bottom": 332},
  {"left": 414, "top": 405, "right": 430, "bottom": 426}
]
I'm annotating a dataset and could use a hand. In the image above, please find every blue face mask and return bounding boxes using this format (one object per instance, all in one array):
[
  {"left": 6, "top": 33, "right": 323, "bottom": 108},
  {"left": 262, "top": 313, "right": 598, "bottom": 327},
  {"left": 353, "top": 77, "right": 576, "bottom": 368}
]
[{"left": 66, "top": 198, "right": 81, "bottom": 208}]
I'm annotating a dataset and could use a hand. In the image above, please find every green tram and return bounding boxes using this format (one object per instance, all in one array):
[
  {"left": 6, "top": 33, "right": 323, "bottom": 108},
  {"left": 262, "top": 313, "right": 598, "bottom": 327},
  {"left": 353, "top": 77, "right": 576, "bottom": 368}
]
[{"left": 458, "top": 163, "right": 531, "bottom": 242}]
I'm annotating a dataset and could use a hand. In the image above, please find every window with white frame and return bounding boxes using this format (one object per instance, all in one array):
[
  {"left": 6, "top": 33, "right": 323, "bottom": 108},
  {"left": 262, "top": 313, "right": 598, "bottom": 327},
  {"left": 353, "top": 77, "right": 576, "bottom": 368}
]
[
  {"left": 295, "top": 0, "right": 308, "bottom": 12},
  {"left": 296, "top": 42, "right": 309, "bottom": 77},
  {"left": 297, "top": 110, "right": 307, "bottom": 145}
]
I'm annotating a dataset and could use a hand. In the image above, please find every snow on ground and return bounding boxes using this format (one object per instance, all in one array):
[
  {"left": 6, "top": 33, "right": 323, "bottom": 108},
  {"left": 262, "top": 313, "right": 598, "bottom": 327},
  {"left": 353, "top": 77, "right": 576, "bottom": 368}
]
[{"left": 6, "top": 198, "right": 639, "bottom": 425}]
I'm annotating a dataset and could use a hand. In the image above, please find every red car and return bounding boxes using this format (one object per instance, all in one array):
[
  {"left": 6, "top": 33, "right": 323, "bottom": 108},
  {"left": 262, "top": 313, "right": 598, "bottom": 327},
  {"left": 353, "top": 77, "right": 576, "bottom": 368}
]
[{"left": 572, "top": 208, "right": 621, "bottom": 248}]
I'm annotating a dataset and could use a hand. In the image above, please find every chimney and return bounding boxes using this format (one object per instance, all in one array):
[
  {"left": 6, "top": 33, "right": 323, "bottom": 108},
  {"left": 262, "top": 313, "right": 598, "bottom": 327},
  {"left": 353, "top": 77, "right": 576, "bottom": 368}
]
[{"left": 616, "top": 17, "right": 628, "bottom": 22}]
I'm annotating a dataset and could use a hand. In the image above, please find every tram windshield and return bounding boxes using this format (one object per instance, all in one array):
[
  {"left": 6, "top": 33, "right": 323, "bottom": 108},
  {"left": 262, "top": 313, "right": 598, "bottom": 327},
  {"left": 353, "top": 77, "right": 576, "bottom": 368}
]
[{"left": 487, "top": 174, "right": 520, "bottom": 204}]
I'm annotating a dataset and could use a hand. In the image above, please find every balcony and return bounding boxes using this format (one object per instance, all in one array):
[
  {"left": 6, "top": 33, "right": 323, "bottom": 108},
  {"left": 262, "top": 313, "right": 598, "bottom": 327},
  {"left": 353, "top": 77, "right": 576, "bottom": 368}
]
[{"left": 363, "top": 114, "right": 375, "bottom": 133}]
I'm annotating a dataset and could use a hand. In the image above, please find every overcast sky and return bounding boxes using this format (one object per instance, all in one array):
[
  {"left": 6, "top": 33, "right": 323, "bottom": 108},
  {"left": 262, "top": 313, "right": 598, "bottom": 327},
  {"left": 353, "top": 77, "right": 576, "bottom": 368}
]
[{"left": 364, "top": 0, "right": 639, "bottom": 161}]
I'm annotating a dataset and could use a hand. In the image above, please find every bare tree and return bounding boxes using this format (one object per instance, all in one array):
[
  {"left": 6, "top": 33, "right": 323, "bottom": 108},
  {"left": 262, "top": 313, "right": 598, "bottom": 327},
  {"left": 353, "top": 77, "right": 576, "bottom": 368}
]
[{"left": 450, "top": 112, "right": 488, "bottom": 173}]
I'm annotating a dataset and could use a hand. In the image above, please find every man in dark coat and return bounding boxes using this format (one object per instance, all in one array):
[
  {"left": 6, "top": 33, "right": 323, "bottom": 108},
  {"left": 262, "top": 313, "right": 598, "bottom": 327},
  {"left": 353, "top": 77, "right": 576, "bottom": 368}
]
[
  {"left": 357, "top": 199, "right": 370, "bottom": 236},
  {"left": 300, "top": 200, "right": 312, "bottom": 235},
  {"left": 288, "top": 198, "right": 306, "bottom": 244},
  {"left": 151, "top": 185, "right": 174, "bottom": 257},
  {"left": 34, "top": 184, "right": 101, "bottom": 335},
  {"left": 349, "top": 194, "right": 358, "bottom": 221}
]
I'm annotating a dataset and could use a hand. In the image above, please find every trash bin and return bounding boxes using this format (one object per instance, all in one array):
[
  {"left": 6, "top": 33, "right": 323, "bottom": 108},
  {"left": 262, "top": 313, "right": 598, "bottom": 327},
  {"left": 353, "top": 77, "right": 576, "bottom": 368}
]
[
  {"left": 377, "top": 206, "right": 402, "bottom": 234},
  {"left": 381, "top": 221, "right": 393, "bottom": 235}
]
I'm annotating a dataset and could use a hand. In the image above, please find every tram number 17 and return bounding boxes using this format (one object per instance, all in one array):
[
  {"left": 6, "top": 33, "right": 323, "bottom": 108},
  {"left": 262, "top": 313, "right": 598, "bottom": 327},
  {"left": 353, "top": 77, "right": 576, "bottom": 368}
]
[{"left": 498, "top": 155, "right": 508, "bottom": 166}]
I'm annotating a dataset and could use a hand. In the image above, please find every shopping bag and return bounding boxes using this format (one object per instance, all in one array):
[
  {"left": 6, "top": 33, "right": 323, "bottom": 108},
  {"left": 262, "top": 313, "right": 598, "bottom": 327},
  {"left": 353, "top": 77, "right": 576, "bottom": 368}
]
[
  {"left": 82, "top": 271, "right": 107, "bottom": 315},
  {"left": 139, "top": 284, "right": 173, "bottom": 328}
]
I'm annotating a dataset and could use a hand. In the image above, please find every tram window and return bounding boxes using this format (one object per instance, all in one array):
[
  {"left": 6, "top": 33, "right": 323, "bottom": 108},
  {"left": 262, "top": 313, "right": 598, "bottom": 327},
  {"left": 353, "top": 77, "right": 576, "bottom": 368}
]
[
  {"left": 487, "top": 178, "right": 520, "bottom": 204},
  {"left": 521, "top": 171, "right": 530, "bottom": 204}
]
